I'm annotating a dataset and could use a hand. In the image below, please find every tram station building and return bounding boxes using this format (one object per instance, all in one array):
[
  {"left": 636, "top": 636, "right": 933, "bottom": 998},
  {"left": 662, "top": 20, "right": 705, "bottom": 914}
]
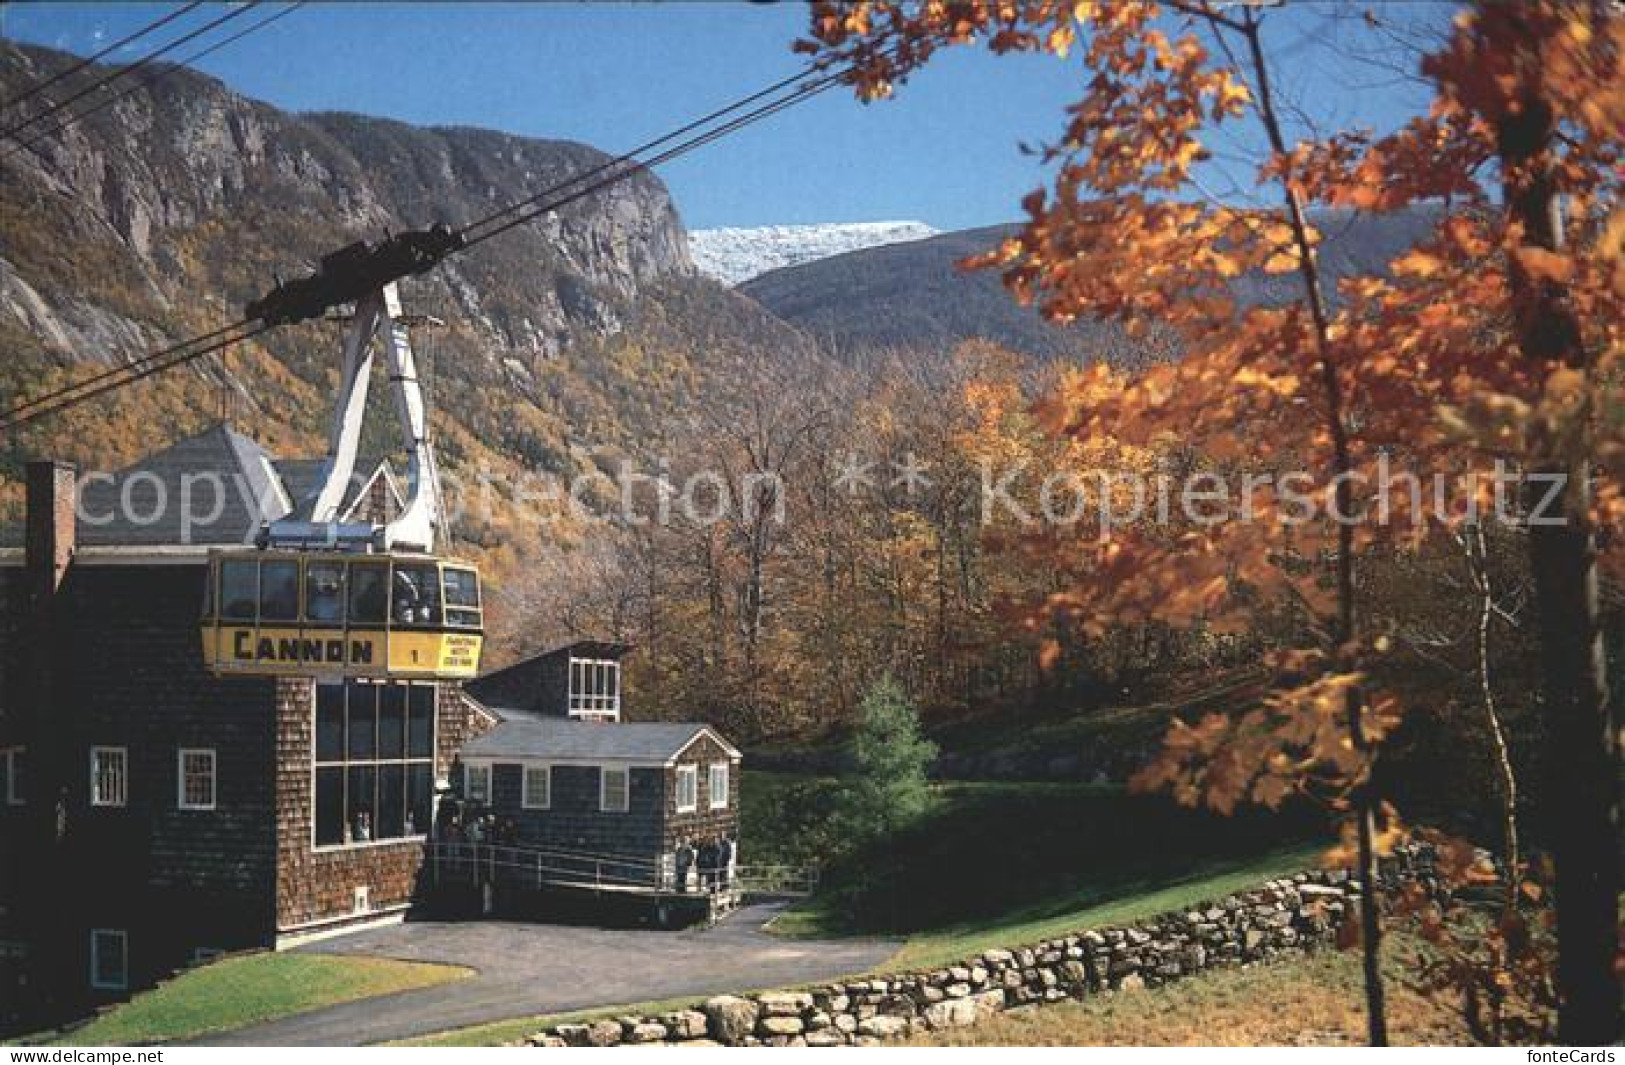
[{"left": 0, "top": 425, "right": 740, "bottom": 1034}]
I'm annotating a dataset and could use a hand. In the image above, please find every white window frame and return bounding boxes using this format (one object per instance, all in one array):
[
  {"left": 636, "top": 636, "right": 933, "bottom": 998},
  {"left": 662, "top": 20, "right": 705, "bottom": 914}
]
[
  {"left": 568, "top": 657, "right": 622, "bottom": 720},
  {"left": 675, "top": 764, "right": 697, "bottom": 813},
  {"left": 90, "top": 746, "right": 127, "bottom": 808},
  {"left": 89, "top": 929, "right": 128, "bottom": 991},
  {"left": 2, "top": 746, "right": 21, "bottom": 805},
  {"left": 709, "top": 762, "right": 730, "bottom": 811},
  {"left": 521, "top": 764, "right": 551, "bottom": 810},
  {"left": 464, "top": 762, "right": 492, "bottom": 804},
  {"left": 177, "top": 748, "right": 217, "bottom": 811},
  {"left": 600, "top": 765, "right": 629, "bottom": 813}
]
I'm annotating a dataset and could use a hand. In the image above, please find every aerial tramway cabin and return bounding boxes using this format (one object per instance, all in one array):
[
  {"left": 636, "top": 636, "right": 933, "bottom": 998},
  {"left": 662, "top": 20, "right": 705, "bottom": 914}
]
[{"left": 0, "top": 429, "right": 741, "bottom": 1034}]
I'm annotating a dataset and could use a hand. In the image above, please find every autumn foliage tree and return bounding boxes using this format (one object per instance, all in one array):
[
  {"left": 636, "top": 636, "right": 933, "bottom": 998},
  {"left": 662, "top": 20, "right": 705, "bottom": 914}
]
[{"left": 800, "top": 0, "right": 1620, "bottom": 1046}]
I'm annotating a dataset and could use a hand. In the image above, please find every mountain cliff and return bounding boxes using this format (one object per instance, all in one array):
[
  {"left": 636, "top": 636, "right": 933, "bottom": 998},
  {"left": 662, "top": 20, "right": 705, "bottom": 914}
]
[
  {"left": 0, "top": 41, "right": 817, "bottom": 529},
  {"left": 740, "top": 211, "right": 1438, "bottom": 363}
]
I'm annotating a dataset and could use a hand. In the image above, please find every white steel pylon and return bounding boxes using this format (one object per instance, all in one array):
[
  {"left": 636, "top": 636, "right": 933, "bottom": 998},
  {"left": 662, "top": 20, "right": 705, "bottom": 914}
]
[{"left": 266, "top": 283, "right": 443, "bottom": 553}]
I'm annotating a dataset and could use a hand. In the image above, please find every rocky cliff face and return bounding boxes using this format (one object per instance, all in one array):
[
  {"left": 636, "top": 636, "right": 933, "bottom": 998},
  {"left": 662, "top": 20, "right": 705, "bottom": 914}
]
[{"left": 0, "top": 41, "right": 691, "bottom": 373}]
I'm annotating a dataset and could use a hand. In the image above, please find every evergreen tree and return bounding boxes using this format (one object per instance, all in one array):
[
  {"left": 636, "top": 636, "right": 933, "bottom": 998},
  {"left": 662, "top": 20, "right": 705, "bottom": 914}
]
[{"left": 840, "top": 676, "right": 938, "bottom": 842}]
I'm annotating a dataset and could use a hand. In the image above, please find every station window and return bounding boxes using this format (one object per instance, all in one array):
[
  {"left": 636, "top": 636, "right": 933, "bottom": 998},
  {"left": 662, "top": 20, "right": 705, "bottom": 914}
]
[
  {"left": 521, "top": 765, "right": 550, "bottom": 810},
  {"left": 675, "top": 764, "right": 697, "bottom": 813},
  {"left": 709, "top": 762, "right": 730, "bottom": 811},
  {"left": 90, "top": 929, "right": 128, "bottom": 991},
  {"left": 177, "top": 748, "right": 217, "bottom": 811},
  {"left": 314, "top": 682, "right": 434, "bottom": 847},
  {"left": 569, "top": 658, "right": 620, "bottom": 719},
  {"left": 1, "top": 747, "right": 22, "bottom": 805},
  {"left": 90, "top": 747, "right": 127, "bottom": 807},
  {"left": 600, "top": 766, "right": 629, "bottom": 813}
]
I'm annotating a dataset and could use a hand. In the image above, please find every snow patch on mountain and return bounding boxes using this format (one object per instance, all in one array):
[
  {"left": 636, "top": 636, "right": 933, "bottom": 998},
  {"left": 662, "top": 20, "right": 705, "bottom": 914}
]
[{"left": 688, "top": 221, "right": 939, "bottom": 286}]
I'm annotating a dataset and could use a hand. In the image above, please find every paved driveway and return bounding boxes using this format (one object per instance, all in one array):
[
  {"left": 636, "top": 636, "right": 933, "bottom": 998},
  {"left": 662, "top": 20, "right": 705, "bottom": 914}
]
[{"left": 192, "top": 904, "right": 898, "bottom": 1046}]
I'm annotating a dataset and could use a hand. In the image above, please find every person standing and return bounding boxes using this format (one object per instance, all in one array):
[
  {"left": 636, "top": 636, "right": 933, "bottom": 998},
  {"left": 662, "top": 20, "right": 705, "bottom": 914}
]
[
  {"left": 698, "top": 837, "right": 718, "bottom": 892},
  {"left": 717, "top": 835, "right": 734, "bottom": 891},
  {"left": 674, "top": 837, "right": 695, "bottom": 893}
]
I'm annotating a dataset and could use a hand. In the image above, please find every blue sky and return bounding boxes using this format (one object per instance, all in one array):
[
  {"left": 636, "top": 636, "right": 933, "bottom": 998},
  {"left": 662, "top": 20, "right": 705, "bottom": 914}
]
[{"left": 1, "top": 2, "right": 1447, "bottom": 231}]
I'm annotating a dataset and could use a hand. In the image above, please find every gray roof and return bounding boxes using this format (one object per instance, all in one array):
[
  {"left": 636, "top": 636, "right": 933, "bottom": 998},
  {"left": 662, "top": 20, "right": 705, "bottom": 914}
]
[
  {"left": 273, "top": 456, "right": 401, "bottom": 522},
  {"left": 74, "top": 424, "right": 290, "bottom": 547},
  {"left": 462, "top": 712, "right": 736, "bottom": 764},
  {"left": 0, "top": 425, "right": 404, "bottom": 550}
]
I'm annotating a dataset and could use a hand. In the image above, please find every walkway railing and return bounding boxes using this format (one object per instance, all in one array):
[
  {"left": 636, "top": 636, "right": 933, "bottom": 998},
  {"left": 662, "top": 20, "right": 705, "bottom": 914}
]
[
  {"left": 734, "top": 865, "right": 820, "bottom": 898},
  {"left": 426, "top": 842, "right": 819, "bottom": 900}
]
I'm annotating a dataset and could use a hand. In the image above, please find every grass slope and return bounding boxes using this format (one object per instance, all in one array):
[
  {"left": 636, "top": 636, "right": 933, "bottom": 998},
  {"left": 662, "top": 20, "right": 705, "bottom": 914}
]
[
  {"left": 51, "top": 953, "right": 468, "bottom": 1046},
  {"left": 914, "top": 940, "right": 1467, "bottom": 1046},
  {"left": 750, "top": 774, "right": 1323, "bottom": 943}
]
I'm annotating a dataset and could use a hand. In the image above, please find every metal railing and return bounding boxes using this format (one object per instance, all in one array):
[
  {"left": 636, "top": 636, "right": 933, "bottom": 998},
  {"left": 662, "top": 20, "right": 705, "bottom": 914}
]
[
  {"left": 734, "top": 864, "right": 820, "bottom": 898},
  {"left": 426, "top": 842, "right": 819, "bottom": 899}
]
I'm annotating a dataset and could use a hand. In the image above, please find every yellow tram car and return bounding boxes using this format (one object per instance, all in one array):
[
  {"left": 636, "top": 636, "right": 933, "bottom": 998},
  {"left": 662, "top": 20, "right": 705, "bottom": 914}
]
[{"left": 200, "top": 550, "right": 483, "bottom": 680}]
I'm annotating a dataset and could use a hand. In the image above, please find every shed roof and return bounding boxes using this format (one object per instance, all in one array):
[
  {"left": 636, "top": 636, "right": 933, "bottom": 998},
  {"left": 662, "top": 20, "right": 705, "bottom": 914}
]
[{"left": 463, "top": 711, "right": 740, "bottom": 765}]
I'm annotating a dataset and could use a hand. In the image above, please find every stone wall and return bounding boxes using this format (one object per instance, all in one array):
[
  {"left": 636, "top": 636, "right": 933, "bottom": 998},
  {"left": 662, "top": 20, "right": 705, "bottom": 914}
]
[{"left": 523, "top": 849, "right": 1438, "bottom": 1047}]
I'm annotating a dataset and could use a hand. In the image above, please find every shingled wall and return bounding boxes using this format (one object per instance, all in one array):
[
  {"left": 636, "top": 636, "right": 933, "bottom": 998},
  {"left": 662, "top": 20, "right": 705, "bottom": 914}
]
[{"left": 275, "top": 681, "right": 493, "bottom": 932}]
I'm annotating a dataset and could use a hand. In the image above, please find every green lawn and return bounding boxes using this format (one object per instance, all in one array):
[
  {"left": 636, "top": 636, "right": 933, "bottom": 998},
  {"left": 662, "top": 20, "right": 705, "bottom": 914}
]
[
  {"left": 48, "top": 952, "right": 469, "bottom": 1046},
  {"left": 754, "top": 774, "right": 1323, "bottom": 942},
  {"left": 879, "top": 843, "right": 1320, "bottom": 971}
]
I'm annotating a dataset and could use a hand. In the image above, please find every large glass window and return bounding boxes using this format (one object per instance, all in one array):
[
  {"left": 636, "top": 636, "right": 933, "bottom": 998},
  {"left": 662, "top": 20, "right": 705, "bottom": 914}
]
[
  {"left": 314, "top": 682, "right": 434, "bottom": 847},
  {"left": 568, "top": 658, "right": 621, "bottom": 719}
]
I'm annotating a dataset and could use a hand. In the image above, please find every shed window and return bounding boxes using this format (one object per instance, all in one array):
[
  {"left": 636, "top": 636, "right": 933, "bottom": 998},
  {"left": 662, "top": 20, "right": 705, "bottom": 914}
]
[
  {"left": 314, "top": 682, "right": 434, "bottom": 847},
  {"left": 177, "top": 748, "right": 216, "bottom": 810},
  {"left": 465, "top": 763, "right": 491, "bottom": 804},
  {"left": 90, "top": 930, "right": 127, "bottom": 991},
  {"left": 569, "top": 658, "right": 621, "bottom": 719},
  {"left": 709, "top": 762, "right": 730, "bottom": 810},
  {"left": 1, "top": 747, "right": 22, "bottom": 805},
  {"left": 90, "top": 747, "right": 127, "bottom": 807},
  {"left": 675, "top": 764, "right": 697, "bottom": 813},
  {"left": 600, "top": 766, "right": 629, "bottom": 812},
  {"left": 522, "top": 765, "right": 550, "bottom": 810}
]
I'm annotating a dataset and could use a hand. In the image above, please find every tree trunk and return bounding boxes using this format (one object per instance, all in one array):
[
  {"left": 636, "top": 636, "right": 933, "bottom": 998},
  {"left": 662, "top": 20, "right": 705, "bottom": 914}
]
[{"left": 1495, "top": 31, "right": 1619, "bottom": 1044}]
